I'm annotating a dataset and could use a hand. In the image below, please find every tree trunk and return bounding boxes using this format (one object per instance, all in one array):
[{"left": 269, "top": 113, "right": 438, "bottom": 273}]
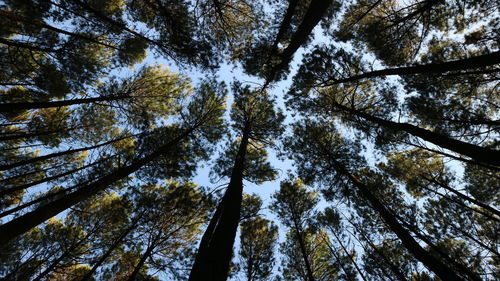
[
  {"left": 330, "top": 230, "right": 368, "bottom": 281},
  {"left": 270, "top": 0, "right": 299, "bottom": 52},
  {"left": 327, "top": 50, "right": 500, "bottom": 85},
  {"left": 81, "top": 220, "right": 140, "bottom": 281},
  {"left": 394, "top": 213, "right": 481, "bottom": 281},
  {"left": 0, "top": 125, "right": 86, "bottom": 142},
  {"left": 350, "top": 221, "right": 408, "bottom": 281},
  {"left": 0, "top": 155, "right": 113, "bottom": 197},
  {"left": 0, "top": 10, "right": 120, "bottom": 50},
  {"left": 0, "top": 134, "right": 133, "bottom": 171},
  {"left": 423, "top": 177, "right": 500, "bottom": 218},
  {"left": 126, "top": 241, "right": 156, "bottom": 281},
  {"left": 0, "top": 127, "right": 196, "bottom": 244},
  {"left": 0, "top": 180, "right": 90, "bottom": 218},
  {"left": 292, "top": 220, "right": 316, "bottom": 281},
  {"left": 265, "top": 0, "right": 333, "bottom": 85},
  {"left": 0, "top": 37, "right": 60, "bottom": 53},
  {"left": 0, "top": 95, "right": 131, "bottom": 113},
  {"left": 334, "top": 102, "right": 500, "bottom": 167},
  {"left": 329, "top": 159, "right": 465, "bottom": 281},
  {"left": 189, "top": 124, "right": 250, "bottom": 281},
  {"left": 31, "top": 231, "right": 93, "bottom": 281},
  {"left": 320, "top": 234, "right": 356, "bottom": 281}
]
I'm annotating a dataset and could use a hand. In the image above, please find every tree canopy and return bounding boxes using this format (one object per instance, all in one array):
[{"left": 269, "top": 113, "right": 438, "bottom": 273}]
[{"left": 0, "top": 0, "right": 498, "bottom": 280}]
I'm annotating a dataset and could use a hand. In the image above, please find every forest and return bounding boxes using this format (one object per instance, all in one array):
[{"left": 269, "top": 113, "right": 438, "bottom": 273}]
[{"left": 0, "top": 0, "right": 498, "bottom": 280}]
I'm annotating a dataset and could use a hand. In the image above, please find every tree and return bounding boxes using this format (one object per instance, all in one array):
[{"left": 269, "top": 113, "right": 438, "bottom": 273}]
[
  {"left": 0, "top": 79, "right": 226, "bottom": 243},
  {"left": 237, "top": 216, "right": 278, "bottom": 281},
  {"left": 189, "top": 83, "right": 284, "bottom": 281},
  {"left": 270, "top": 178, "right": 319, "bottom": 281}
]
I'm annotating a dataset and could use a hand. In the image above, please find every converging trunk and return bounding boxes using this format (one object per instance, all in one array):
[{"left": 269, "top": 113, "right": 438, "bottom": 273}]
[
  {"left": 0, "top": 126, "right": 197, "bottom": 244},
  {"left": 326, "top": 51, "right": 500, "bottom": 85},
  {"left": 189, "top": 124, "right": 250, "bottom": 281},
  {"left": 333, "top": 102, "right": 500, "bottom": 167},
  {"left": 330, "top": 159, "right": 466, "bottom": 281}
]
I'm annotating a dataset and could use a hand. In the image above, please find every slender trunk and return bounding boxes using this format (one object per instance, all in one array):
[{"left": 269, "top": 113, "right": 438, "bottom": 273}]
[
  {"left": 424, "top": 177, "right": 500, "bottom": 218},
  {"left": 0, "top": 134, "right": 132, "bottom": 171},
  {"left": 65, "top": 0, "right": 158, "bottom": 47},
  {"left": 0, "top": 10, "right": 120, "bottom": 50},
  {"left": 329, "top": 230, "right": 368, "bottom": 281},
  {"left": 81, "top": 222, "right": 139, "bottom": 281},
  {"left": 0, "top": 125, "right": 86, "bottom": 142},
  {"left": 416, "top": 180, "right": 500, "bottom": 222},
  {"left": 189, "top": 124, "right": 250, "bottom": 281},
  {"left": 385, "top": 0, "right": 442, "bottom": 28},
  {"left": 394, "top": 213, "right": 481, "bottom": 281},
  {"left": 326, "top": 50, "right": 500, "bottom": 85},
  {"left": 334, "top": 102, "right": 500, "bottom": 167},
  {"left": 320, "top": 234, "right": 356, "bottom": 281},
  {"left": 292, "top": 221, "right": 315, "bottom": 281},
  {"left": 0, "top": 155, "right": 113, "bottom": 197},
  {"left": 0, "top": 38, "right": 60, "bottom": 53},
  {"left": 31, "top": 231, "right": 92, "bottom": 281},
  {"left": 0, "top": 95, "right": 130, "bottom": 113},
  {"left": 0, "top": 162, "right": 66, "bottom": 183},
  {"left": 0, "top": 180, "right": 91, "bottom": 218},
  {"left": 328, "top": 158, "right": 465, "bottom": 281},
  {"left": 351, "top": 222, "right": 408, "bottom": 281},
  {"left": 0, "top": 126, "right": 196, "bottom": 244},
  {"left": 126, "top": 242, "right": 156, "bottom": 281}
]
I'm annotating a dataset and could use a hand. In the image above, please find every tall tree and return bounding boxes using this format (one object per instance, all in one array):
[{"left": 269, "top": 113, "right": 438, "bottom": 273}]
[{"left": 189, "top": 83, "right": 284, "bottom": 281}]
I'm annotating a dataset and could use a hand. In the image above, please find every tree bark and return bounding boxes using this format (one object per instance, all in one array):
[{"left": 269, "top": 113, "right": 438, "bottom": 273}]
[
  {"left": 0, "top": 126, "right": 196, "bottom": 244},
  {"left": 189, "top": 124, "right": 250, "bottom": 281},
  {"left": 265, "top": 0, "right": 333, "bottom": 85},
  {"left": 328, "top": 158, "right": 466, "bottom": 281},
  {"left": 326, "top": 50, "right": 500, "bottom": 85},
  {"left": 333, "top": 102, "right": 500, "bottom": 167}
]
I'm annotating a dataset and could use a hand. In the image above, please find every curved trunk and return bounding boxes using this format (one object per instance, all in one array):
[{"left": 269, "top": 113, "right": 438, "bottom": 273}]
[
  {"left": 334, "top": 102, "right": 500, "bottom": 167},
  {"left": 189, "top": 124, "right": 250, "bottom": 281},
  {"left": 0, "top": 127, "right": 196, "bottom": 244}
]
